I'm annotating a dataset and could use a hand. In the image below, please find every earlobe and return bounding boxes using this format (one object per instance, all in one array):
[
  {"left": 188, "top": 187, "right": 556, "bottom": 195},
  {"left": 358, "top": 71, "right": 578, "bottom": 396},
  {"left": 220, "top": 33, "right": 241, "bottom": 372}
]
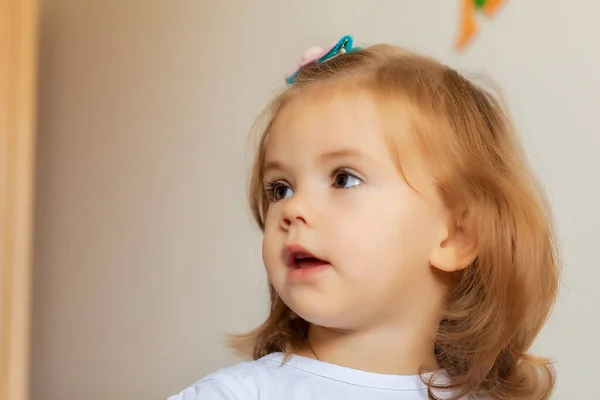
[
  {"left": 430, "top": 244, "right": 477, "bottom": 272},
  {"left": 429, "top": 218, "right": 478, "bottom": 272}
]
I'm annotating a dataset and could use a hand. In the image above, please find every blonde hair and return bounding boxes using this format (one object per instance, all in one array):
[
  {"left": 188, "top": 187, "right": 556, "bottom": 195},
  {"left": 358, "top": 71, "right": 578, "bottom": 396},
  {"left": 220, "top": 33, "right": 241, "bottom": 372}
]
[{"left": 233, "top": 44, "right": 560, "bottom": 400}]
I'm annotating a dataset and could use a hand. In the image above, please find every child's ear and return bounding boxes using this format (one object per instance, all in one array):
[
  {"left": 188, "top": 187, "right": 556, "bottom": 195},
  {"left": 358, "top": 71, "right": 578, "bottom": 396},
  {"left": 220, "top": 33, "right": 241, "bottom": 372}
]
[{"left": 429, "top": 212, "right": 478, "bottom": 272}]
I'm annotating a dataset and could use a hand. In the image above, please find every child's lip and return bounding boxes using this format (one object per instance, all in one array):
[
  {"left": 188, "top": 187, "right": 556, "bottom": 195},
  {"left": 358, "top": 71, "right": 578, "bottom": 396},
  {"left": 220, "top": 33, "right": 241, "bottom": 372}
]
[{"left": 284, "top": 243, "right": 328, "bottom": 268}]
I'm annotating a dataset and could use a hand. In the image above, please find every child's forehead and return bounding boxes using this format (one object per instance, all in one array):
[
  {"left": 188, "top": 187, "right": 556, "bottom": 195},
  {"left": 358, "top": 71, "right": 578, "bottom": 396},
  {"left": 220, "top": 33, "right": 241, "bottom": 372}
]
[
  {"left": 262, "top": 84, "right": 437, "bottom": 191},
  {"left": 267, "top": 86, "right": 388, "bottom": 149},
  {"left": 262, "top": 88, "right": 408, "bottom": 176}
]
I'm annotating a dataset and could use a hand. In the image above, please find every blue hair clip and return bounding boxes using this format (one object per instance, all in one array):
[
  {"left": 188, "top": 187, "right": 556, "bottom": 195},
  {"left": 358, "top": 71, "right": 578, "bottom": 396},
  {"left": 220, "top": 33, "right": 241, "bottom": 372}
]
[{"left": 285, "top": 35, "right": 361, "bottom": 85}]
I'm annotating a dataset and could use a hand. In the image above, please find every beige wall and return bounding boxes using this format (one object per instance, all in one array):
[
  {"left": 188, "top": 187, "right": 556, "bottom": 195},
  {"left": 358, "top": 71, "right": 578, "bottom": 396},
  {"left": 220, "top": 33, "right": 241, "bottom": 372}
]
[{"left": 31, "top": 1, "right": 600, "bottom": 399}]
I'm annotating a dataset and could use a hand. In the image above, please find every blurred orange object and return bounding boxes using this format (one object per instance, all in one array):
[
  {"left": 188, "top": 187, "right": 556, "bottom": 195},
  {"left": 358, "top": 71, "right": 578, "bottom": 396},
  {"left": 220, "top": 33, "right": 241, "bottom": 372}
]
[
  {"left": 484, "top": 0, "right": 505, "bottom": 15},
  {"left": 456, "top": 0, "right": 506, "bottom": 50}
]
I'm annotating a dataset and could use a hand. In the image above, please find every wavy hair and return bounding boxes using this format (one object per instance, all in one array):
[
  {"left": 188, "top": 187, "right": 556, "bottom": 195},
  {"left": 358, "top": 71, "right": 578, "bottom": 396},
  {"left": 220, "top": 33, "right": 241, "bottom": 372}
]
[{"left": 232, "top": 44, "right": 559, "bottom": 400}]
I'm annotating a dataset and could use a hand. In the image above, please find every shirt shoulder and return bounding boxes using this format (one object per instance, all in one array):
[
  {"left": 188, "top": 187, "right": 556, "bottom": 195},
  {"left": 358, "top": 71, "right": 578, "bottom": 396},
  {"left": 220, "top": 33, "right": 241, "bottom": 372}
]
[
  {"left": 166, "top": 357, "right": 270, "bottom": 400},
  {"left": 166, "top": 378, "right": 238, "bottom": 400}
]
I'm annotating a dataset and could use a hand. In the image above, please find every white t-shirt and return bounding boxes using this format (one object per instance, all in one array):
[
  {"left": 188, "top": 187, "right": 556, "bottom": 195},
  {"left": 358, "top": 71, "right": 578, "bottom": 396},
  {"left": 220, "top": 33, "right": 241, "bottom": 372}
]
[{"left": 167, "top": 352, "right": 481, "bottom": 399}]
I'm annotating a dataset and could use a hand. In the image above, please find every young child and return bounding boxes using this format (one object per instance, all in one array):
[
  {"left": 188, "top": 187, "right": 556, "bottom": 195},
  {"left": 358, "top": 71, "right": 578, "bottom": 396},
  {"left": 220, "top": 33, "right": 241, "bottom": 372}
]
[{"left": 168, "top": 36, "right": 559, "bottom": 400}]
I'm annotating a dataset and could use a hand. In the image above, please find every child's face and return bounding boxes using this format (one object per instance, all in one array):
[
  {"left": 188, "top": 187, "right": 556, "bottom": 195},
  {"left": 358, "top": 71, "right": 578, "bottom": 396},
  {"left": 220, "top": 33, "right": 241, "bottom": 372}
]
[{"left": 261, "top": 87, "right": 451, "bottom": 330}]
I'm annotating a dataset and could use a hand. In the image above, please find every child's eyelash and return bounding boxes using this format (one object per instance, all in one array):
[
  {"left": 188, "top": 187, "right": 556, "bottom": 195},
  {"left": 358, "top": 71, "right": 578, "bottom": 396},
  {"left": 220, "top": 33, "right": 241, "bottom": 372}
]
[
  {"left": 331, "top": 167, "right": 357, "bottom": 178},
  {"left": 331, "top": 167, "right": 364, "bottom": 185},
  {"left": 264, "top": 179, "right": 290, "bottom": 202}
]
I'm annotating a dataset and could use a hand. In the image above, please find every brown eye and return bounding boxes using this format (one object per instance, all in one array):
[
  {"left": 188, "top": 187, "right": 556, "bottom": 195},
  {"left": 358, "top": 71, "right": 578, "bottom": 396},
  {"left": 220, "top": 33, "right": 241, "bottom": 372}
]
[
  {"left": 273, "top": 184, "right": 291, "bottom": 201},
  {"left": 332, "top": 171, "right": 362, "bottom": 189},
  {"left": 265, "top": 181, "right": 293, "bottom": 202},
  {"left": 334, "top": 173, "right": 349, "bottom": 188}
]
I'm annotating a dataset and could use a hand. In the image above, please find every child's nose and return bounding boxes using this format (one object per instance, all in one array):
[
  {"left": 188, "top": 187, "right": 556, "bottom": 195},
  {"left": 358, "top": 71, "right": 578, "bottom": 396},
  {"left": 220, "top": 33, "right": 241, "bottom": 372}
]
[{"left": 280, "top": 192, "right": 314, "bottom": 230}]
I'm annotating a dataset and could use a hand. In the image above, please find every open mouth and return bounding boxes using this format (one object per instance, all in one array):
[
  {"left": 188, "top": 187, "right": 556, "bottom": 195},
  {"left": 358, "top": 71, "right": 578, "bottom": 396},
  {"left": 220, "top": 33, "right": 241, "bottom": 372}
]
[{"left": 286, "top": 247, "right": 329, "bottom": 269}]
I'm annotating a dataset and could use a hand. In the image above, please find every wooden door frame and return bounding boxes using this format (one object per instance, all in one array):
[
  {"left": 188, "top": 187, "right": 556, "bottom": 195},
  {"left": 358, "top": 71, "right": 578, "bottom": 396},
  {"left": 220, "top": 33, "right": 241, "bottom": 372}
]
[{"left": 0, "top": 0, "right": 38, "bottom": 399}]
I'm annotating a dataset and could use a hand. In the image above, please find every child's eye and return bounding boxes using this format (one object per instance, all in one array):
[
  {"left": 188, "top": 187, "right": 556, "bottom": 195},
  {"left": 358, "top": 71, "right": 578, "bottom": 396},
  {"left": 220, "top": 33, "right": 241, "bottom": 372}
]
[
  {"left": 332, "top": 169, "right": 363, "bottom": 189},
  {"left": 265, "top": 181, "right": 293, "bottom": 202}
]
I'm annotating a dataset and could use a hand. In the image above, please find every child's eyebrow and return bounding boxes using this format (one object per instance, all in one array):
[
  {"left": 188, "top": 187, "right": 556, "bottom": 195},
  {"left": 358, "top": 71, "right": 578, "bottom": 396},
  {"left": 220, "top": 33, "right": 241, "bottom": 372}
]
[
  {"left": 263, "top": 148, "right": 376, "bottom": 174},
  {"left": 263, "top": 160, "right": 286, "bottom": 175},
  {"left": 318, "top": 148, "right": 371, "bottom": 164}
]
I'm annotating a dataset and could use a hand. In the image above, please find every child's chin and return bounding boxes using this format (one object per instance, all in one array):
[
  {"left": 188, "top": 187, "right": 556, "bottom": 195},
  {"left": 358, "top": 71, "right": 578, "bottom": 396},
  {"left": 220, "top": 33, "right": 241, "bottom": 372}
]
[{"left": 288, "top": 300, "right": 357, "bottom": 330}]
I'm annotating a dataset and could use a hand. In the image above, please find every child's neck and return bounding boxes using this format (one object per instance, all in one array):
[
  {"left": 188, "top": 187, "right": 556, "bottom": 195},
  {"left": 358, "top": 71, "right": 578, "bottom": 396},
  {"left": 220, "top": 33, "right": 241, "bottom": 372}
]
[{"left": 296, "top": 321, "right": 440, "bottom": 376}]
